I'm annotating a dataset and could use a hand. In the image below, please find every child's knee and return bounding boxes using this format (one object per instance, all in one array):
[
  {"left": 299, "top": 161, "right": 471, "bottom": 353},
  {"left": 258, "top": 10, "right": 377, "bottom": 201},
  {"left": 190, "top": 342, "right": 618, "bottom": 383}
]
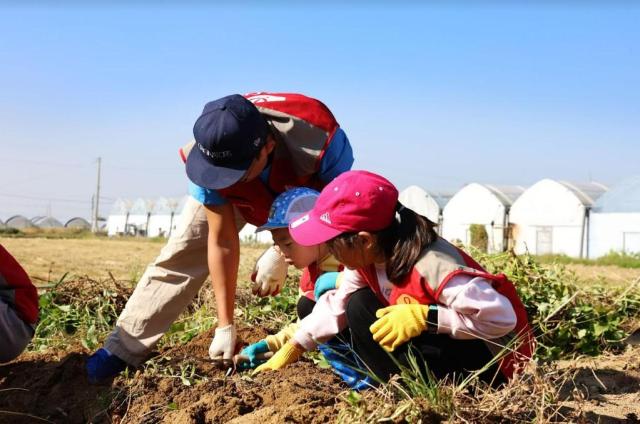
[
  {"left": 346, "top": 289, "right": 380, "bottom": 330},
  {"left": 296, "top": 296, "right": 316, "bottom": 319}
]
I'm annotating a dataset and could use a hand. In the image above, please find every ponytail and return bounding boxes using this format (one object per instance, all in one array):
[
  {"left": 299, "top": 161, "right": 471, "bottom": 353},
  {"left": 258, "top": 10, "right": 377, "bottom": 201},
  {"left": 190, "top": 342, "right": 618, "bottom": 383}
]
[{"left": 377, "top": 202, "right": 438, "bottom": 282}]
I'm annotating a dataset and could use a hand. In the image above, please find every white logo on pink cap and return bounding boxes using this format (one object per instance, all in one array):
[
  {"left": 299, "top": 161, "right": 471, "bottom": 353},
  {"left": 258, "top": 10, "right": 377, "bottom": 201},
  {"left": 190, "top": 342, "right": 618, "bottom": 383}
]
[
  {"left": 320, "top": 212, "right": 331, "bottom": 224},
  {"left": 290, "top": 214, "right": 310, "bottom": 229}
]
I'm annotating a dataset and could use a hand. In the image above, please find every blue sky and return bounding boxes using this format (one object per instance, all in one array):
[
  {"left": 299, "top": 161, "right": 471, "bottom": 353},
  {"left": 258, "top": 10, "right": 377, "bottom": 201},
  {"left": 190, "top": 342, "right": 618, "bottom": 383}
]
[{"left": 1, "top": 3, "right": 638, "bottom": 221}]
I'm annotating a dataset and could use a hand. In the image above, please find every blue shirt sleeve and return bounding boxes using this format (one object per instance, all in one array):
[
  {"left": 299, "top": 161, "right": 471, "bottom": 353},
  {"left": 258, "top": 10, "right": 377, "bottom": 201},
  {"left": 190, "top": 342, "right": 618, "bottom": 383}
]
[
  {"left": 318, "top": 128, "right": 354, "bottom": 183},
  {"left": 188, "top": 180, "right": 227, "bottom": 206}
]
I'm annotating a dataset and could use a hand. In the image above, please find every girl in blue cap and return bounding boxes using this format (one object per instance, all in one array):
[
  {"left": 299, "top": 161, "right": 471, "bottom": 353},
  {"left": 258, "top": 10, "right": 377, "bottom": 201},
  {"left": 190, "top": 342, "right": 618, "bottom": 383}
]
[{"left": 240, "top": 187, "right": 370, "bottom": 389}]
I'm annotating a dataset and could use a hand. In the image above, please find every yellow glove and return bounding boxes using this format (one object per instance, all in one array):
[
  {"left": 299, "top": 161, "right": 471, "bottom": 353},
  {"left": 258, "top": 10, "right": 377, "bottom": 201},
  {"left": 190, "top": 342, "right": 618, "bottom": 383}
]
[
  {"left": 253, "top": 342, "right": 304, "bottom": 374},
  {"left": 369, "top": 304, "right": 429, "bottom": 352},
  {"left": 265, "top": 322, "right": 298, "bottom": 351}
]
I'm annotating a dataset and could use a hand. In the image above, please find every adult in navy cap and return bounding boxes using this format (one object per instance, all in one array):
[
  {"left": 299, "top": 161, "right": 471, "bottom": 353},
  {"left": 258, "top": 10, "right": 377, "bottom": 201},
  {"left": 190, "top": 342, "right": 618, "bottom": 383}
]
[{"left": 87, "top": 92, "right": 354, "bottom": 381}]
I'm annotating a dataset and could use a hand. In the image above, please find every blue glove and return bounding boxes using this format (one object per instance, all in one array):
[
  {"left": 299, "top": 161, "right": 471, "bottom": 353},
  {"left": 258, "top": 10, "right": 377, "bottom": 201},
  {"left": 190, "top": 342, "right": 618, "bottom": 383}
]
[
  {"left": 238, "top": 340, "right": 270, "bottom": 370},
  {"left": 318, "top": 340, "right": 373, "bottom": 391},
  {"left": 86, "top": 348, "right": 128, "bottom": 384},
  {"left": 314, "top": 272, "right": 339, "bottom": 301}
]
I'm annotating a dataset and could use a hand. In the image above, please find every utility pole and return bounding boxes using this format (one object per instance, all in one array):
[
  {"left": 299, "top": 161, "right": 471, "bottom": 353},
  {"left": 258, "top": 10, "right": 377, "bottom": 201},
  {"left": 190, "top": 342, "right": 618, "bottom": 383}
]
[{"left": 92, "top": 157, "right": 102, "bottom": 232}]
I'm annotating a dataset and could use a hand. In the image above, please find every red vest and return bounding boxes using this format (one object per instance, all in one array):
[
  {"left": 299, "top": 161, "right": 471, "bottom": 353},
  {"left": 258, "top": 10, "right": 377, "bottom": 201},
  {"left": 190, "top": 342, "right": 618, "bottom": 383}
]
[
  {"left": 0, "top": 244, "right": 38, "bottom": 324},
  {"left": 181, "top": 92, "right": 339, "bottom": 226},
  {"left": 358, "top": 237, "right": 534, "bottom": 380}
]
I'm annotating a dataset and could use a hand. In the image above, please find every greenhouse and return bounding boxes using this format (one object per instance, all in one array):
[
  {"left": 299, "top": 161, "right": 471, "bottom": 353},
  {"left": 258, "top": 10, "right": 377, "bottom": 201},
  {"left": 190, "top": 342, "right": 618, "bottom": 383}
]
[
  {"left": 5, "top": 215, "right": 35, "bottom": 229},
  {"left": 509, "top": 179, "right": 607, "bottom": 257},
  {"left": 398, "top": 185, "right": 451, "bottom": 234},
  {"left": 442, "top": 183, "right": 525, "bottom": 253},
  {"left": 589, "top": 176, "right": 640, "bottom": 258}
]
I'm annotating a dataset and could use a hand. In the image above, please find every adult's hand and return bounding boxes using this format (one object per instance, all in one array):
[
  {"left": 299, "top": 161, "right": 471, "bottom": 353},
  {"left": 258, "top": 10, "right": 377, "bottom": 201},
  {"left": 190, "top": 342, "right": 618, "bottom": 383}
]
[
  {"left": 209, "top": 324, "right": 237, "bottom": 367},
  {"left": 251, "top": 246, "right": 288, "bottom": 297}
]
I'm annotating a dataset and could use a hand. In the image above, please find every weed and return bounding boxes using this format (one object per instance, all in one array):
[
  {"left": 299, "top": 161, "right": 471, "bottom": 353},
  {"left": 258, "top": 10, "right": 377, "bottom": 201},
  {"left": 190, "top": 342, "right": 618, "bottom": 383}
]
[{"left": 471, "top": 248, "right": 640, "bottom": 360}]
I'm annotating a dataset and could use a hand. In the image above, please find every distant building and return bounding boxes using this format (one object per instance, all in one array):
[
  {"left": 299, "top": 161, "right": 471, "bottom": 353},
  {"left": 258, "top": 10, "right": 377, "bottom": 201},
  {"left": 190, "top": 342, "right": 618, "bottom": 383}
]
[
  {"left": 442, "top": 183, "right": 525, "bottom": 253},
  {"left": 399, "top": 185, "right": 451, "bottom": 235},
  {"left": 107, "top": 199, "right": 134, "bottom": 236},
  {"left": 147, "top": 196, "right": 189, "bottom": 238},
  {"left": 510, "top": 179, "right": 607, "bottom": 257},
  {"left": 5, "top": 215, "right": 34, "bottom": 229},
  {"left": 589, "top": 176, "right": 640, "bottom": 258},
  {"left": 65, "top": 217, "right": 91, "bottom": 230},
  {"left": 31, "top": 216, "right": 63, "bottom": 228},
  {"left": 238, "top": 223, "right": 273, "bottom": 244}
]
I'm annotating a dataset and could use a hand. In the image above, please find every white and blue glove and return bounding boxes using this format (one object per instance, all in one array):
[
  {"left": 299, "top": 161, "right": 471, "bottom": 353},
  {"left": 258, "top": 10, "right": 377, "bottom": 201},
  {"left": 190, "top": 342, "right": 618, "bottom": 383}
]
[{"left": 237, "top": 340, "right": 270, "bottom": 370}]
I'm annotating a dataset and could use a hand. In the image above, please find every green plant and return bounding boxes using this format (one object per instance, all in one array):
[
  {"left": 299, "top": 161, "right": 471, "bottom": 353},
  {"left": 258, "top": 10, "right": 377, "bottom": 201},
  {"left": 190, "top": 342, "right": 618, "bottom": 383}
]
[
  {"left": 238, "top": 278, "right": 300, "bottom": 330},
  {"left": 0, "top": 227, "right": 22, "bottom": 236},
  {"left": 31, "top": 275, "right": 130, "bottom": 351},
  {"left": 470, "top": 248, "right": 640, "bottom": 360},
  {"left": 469, "top": 224, "right": 488, "bottom": 252}
]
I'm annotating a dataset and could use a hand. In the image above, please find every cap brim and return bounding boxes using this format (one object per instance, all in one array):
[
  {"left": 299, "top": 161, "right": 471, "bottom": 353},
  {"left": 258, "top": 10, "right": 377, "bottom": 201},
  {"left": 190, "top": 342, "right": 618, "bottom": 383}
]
[
  {"left": 185, "top": 146, "right": 247, "bottom": 190},
  {"left": 289, "top": 213, "right": 343, "bottom": 246},
  {"left": 255, "top": 223, "right": 287, "bottom": 233}
]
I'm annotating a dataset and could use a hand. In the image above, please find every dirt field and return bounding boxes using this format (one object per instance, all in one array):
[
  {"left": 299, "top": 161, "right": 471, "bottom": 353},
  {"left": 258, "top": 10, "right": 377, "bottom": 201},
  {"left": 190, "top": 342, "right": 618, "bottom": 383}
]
[
  {"left": 0, "top": 330, "right": 343, "bottom": 424},
  {"left": 1, "top": 237, "right": 639, "bottom": 423},
  {"left": 565, "top": 263, "right": 640, "bottom": 289},
  {"left": 3, "top": 237, "right": 637, "bottom": 288},
  {"left": 0, "top": 237, "right": 266, "bottom": 286},
  {"left": 2, "top": 329, "right": 639, "bottom": 423}
]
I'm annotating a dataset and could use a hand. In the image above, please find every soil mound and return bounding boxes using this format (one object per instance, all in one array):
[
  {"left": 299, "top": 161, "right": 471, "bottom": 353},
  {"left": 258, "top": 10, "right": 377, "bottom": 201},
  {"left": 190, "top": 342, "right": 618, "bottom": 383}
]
[{"left": 0, "top": 328, "right": 344, "bottom": 424}]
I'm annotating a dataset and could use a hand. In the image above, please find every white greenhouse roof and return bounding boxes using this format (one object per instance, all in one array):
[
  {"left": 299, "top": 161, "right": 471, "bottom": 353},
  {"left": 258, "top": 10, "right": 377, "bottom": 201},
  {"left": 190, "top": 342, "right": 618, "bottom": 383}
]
[
  {"left": 65, "top": 217, "right": 91, "bottom": 228},
  {"left": 110, "top": 199, "right": 133, "bottom": 215},
  {"left": 400, "top": 185, "right": 452, "bottom": 210},
  {"left": 130, "top": 198, "right": 156, "bottom": 215},
  {"left": 557, "top": 181, "right": 608, "bottom": 207},
  {"left": 593, "top": 176, "right": 640, "bottom": 213},
  {"left": 154, "top": 196, "right": 187, "bottom": 214},
  {"left": 6, "top": 215, "right": 34, "bottom": 228},
  {"left": 31, "top": 216, "right": 64, "bottom": 228},
  {"left": 482, "top": 184, "right": 526, "bottom": 206}
]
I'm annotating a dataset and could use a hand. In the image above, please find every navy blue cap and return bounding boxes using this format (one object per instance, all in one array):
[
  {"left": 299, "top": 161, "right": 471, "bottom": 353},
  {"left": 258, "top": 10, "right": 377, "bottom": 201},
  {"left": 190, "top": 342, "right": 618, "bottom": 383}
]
[{"left": 186, "top": 94, "right": 269, "bottom": 190}]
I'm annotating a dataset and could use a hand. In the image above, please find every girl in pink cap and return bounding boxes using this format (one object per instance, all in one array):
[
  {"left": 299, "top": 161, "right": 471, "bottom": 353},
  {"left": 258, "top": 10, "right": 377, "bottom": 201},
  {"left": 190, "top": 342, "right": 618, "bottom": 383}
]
[{"left": 254, "top": 170, "right": 534, "bottom": 386}]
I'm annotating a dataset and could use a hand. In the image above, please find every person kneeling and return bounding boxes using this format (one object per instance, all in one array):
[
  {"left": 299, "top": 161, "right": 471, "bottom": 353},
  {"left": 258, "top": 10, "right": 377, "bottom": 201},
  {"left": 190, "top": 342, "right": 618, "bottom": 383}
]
[{"left": 254, "top": 171, "right": 534, "bottom": 387}]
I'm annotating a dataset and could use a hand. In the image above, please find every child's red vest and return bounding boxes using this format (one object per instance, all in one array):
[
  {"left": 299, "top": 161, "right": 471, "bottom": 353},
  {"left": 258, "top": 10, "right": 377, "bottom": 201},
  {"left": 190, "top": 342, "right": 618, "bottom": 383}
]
[
  {"left": 180, "top": 92, "right": 339, "bottom": 226},
  {"left": 358, "top": 237, "right": 534, "bottom": 380},
  {"left": 0, "top": 244, "right": 38, "bottom": 325}
]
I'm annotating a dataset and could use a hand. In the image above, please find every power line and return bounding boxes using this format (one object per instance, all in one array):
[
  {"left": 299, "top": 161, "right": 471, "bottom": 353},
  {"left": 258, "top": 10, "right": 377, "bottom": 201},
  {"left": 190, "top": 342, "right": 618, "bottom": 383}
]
[
  {"left": 0, "top": 158, "right": 90, "bottom": 168},
  {"left": 0, "top": 193, "right": 91, "bottom": 204}
]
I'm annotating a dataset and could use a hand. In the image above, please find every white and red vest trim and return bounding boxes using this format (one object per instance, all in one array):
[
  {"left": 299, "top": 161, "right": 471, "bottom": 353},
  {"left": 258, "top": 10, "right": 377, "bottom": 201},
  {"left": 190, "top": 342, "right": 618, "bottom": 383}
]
[{"left": 357, "top": 237, "right": 535, "bottom": 380}]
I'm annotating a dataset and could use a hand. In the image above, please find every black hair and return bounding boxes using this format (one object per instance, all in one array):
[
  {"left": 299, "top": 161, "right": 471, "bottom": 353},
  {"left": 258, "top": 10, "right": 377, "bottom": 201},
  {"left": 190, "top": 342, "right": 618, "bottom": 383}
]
[{"left": 327, "top": 202, "right": 438, "bottom": 282}]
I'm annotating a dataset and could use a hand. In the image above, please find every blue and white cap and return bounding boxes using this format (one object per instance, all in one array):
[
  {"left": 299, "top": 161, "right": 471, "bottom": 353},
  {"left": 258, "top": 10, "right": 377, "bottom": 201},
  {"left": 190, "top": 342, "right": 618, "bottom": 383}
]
[{"left": 256, "top": 187, "right": 320, "bottom": 232}]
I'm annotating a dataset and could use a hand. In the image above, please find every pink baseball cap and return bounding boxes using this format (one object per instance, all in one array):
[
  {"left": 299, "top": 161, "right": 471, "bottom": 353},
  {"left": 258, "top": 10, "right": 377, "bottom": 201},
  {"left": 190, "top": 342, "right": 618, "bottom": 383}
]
[{"left": 289, "top": 170, "right": 399, "bottom": 246}]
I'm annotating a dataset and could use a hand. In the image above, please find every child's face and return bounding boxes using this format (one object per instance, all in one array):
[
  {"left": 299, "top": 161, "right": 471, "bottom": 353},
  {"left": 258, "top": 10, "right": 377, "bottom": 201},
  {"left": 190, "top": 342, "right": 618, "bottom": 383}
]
[
  {"left": 271, "top": 228, "right": 321, "bottom": 269},
  {"left": 327, "top": 232, "right": 378, "bottom": 270}
]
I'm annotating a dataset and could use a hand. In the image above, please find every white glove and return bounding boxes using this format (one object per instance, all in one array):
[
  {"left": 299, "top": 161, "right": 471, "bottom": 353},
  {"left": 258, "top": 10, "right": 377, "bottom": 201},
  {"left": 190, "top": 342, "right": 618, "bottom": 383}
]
[
  {"left": 251, "top": 246, "right": 288, "bottom": 297},
  {"left": 208, "top": 324, "right": 237, "bottom": 365}
]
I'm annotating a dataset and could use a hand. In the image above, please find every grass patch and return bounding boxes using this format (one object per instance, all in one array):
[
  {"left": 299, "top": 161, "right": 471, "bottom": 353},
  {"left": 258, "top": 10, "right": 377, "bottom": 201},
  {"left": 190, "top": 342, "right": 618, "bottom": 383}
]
[{"left": 537, "top": 251, "right": 640, "bottom": 269}]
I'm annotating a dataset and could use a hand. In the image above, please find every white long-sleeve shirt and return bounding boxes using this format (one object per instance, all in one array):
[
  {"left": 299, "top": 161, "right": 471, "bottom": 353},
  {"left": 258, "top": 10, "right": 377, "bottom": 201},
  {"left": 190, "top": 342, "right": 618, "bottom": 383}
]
[{"left": 293, "top": 264, "right": 517, "bottom": 351}]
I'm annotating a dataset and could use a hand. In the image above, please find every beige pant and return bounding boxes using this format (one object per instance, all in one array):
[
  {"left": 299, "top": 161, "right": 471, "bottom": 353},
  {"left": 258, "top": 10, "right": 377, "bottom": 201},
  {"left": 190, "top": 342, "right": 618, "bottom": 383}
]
[{"left": 105, "top": 196, "right": 246, "bottom": 365}]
